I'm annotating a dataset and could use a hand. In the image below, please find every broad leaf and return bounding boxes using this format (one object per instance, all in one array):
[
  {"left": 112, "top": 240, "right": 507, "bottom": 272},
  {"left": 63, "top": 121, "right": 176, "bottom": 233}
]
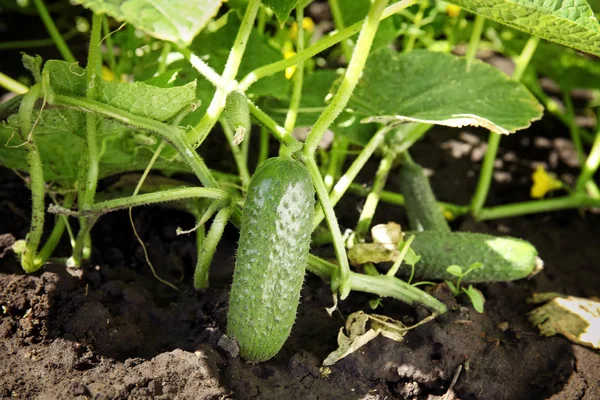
[
  {"left": 73, "top": 0, "right": 222, "bottom": 46},
  {"left": 451, "top": 0, "right": 600, "bottom": 56},
  {"left": 263, "top": 0, "right": 298, "bottom": 24},
  {"left": 0, "top": 109, "right": 191, "bottom": 187},
  {"left": 349, "top": 49, "right": 544, "bottom": 134},
  {"left": 45, "top": 60, "right": 196, "bottom": 122}
]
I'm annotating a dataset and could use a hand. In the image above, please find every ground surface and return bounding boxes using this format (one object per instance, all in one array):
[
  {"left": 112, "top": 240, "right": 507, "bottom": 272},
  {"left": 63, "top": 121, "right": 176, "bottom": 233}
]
[{"left": 1, "top": 116, "right": 599, "bottom": 399}]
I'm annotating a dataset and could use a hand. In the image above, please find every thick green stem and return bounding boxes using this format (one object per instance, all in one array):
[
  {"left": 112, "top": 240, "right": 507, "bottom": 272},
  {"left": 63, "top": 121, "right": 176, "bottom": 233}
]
[
  {"left": 306, "top": 255, "right": 446, "bottom": 313},
  {"left": 247, "top": 100, "right": 300, "bottom": 150},
  {"left": 35, "top": 192, "right": 75, "bottom": 266},
  {"left": 194, "top": 206, "right": 231, "bottom": 289},
  {"left": 238, "top": 0, "right": 416, "bottom": 91},
  {"left": 32, "top": 0, "right": 76, "bottom": 62},
  {"left": 178, "top": 47, "right": 226, "bottom": 90},
  {"left": 283, "top": 4, "right": 306, "bottom": 140},
  {"left": 477, "top": 195, "right": 600, "bottom": 221},
  {"left": 347, "top": 183, "right": 469, "bottom": 217},
  {"left": 74, "top": 12, "right": 103, "bottom": 263},
  {"left": 304, "top": 0, "right": 389, "bottom": 157},
  {"left": 576, "top": 131, "right": 600, "bottom": 192},
  {"left": 220, "top": 120, "right": 251, "bottom": 189},
  {"left": 313, "top": 125, "right": 392, "bottom": 229},
  {"left": 50, "top": 187, "right": 230, "bottom": 217},
  {"left": 19, "top": 85, "right": 45, "bottom": 273},
  {"left": 355, "top": 150, "right": 395, "bottom": 239},
  {"left": 470, "top": 35, "right": 539, "bottom": 217},
  {"left": 189, "top": 0, "right": 261, "bottom": 146},
  {"left": 258, "top": 126, "right": 270, "bottom": 168},
  {"left": 50, "top": 94, "right": 218, "bottom": 188},
  {"left": 329, "top": 0, "right": 353, "bottom": 60},
  {"left": 465, "top": 14, "right": 485, "bottom": 69},
  {"left": 0, "top": 72, "right": 29, "bottom": 94}
]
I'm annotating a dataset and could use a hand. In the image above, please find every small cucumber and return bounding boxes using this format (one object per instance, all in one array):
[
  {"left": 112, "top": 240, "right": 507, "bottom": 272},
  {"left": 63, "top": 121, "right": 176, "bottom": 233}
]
[
  {"left": 407, "top": 231, "right": 542, "bottom": 283},
  {"left": 398, "top": 159, "right": 450, "bottom": 232},
  {"left": 227, "top": 157, "right": 315, "bottom": 362},
  {"left": 223, "top": 91, "right": 251, "bottom": 144}
]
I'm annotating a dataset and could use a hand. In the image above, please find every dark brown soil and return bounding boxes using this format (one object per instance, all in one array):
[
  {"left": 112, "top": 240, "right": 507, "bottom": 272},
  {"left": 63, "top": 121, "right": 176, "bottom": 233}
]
[{"left": 1, "top": 115, "right": 600, "bottom": 400}]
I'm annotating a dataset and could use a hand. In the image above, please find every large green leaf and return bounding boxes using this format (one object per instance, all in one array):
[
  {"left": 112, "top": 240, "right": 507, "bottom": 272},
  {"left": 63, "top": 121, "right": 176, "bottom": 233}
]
[
  {"left": 348, "top": 49, "right": 543, "bottom": 134},
  {"left": 451, "top": 0, "right": 600, "bottom": 56},
  {"left": 73, "top": 0, "right": 222, "bottom": 46},
  {"left": 45, "top": 60, "right": 196, "bottom": 122},
  {"left": 263, "top": 0, "right": 298, "bottom": 24},
  {"left": 0, "top": 109, "right": 191, "bottom": 187}
]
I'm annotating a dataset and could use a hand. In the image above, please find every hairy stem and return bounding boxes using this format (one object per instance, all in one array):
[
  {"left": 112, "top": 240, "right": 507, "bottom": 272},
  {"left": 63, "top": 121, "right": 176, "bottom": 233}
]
[{"left": 194, "top": 206, "right": 232, "bottom": 289}]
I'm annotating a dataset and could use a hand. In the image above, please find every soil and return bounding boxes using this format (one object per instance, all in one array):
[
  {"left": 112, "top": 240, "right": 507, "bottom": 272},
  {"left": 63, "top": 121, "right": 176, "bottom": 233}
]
[{"left": 1, "top": 113, "right": 600, "bottom": 400}]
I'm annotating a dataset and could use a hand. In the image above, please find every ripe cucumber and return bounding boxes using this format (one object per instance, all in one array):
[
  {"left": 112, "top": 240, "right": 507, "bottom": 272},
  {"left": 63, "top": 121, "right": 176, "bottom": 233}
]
[
  {"left": 223, "top": 91, "right": 251, "bottom": 142},
  {"left": 227, "top": 157, "right": 315, "bottom": 362},
  {"left": 407, "top": 231, "right": 542, "bottom": 283},
  {"left": 398, "top": 159, "right": 450, "bottom": 232}
]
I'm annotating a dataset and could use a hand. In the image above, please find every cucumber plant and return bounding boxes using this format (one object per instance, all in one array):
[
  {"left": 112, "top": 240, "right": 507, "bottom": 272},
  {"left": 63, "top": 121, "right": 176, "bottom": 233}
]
[{"left": 1, "top": 0, "right": 600, "bottom": 362}]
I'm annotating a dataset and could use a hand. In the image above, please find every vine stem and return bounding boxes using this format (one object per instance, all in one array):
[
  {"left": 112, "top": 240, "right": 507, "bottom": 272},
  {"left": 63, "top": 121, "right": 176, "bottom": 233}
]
[
  {"left": 313, "top": 125, "right": 393, "bottom": 229},
  {"left": 355, "top": 150, "right": 395, "bottom": 239},
  {"left": 18, "top": 84, "right": 45, "bottom": 272},
  {"left": 470, "top": 35, "right": 539, "bottom": 217},
  {"left": 0, "top": 72, "right": 29, "bottom": 94},
  {"left": 32, "top": 0, "right": 76, "bottom": 62},
  {"left": 238, "top": 0, "right": 416, "bottom": 91},
  {"left": 0, "top": 27, "right": 78, "bottom": 51},
  {"left": 194, "top": 206, "right": 232, "bottom": 289},
  {"left": 465, "top": 14, "right": 485, "bottom": 69},
  {"left": 303, "top": 0, "right": 390, "bottom": 300},
  {"left": 283, "top": 4, "right": 306, "bottom": 139},
  {"left": 35, "top": 192, "right": 75, "bottom": 266},
  {"left": 306, "top": 255, "right": 447, "bottom": 314},
  {"left": 72, "top": 12, "right": 103, "bottom": 266},
  {"left": 188, "top": 0, "right": 261, "bottom": 146},
  {"left": 576, "top": 130, "right": 600, "bottom": 192},
  {"left": 477, "top": 195, "right": 600, "bottom": 220},
  {"left": 247, "top": 100, "right": 300, "bottom": 149},
  {"left": 328, "top": 0, "right": 353, "bottom": 60},
  {"left": 220, "top": 120, "right": 251, "bottom": 189}
]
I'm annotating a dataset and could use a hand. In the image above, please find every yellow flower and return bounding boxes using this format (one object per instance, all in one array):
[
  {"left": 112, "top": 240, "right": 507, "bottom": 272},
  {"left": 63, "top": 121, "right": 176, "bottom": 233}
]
[
  {"left": 446, "top": 4, "right": 461, "bottom": 17},
  {"left": 284, "top": 50, "right": 296, "bottom": 79},
  {"left": 530, "top": 166, "right": 563, "bottom": 198},
  {"left": 290, "top": 17, "right": 315, "bottom": 40},
  {"left": 443, "top": 209, "right": 455, "bottom": 221},
  {"left": 102, "top": 65, "right": 115, "bottom": 81}
]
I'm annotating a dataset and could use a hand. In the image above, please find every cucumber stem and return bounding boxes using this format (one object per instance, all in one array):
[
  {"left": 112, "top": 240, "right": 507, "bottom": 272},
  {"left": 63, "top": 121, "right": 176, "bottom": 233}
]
[{"left": 194, "top": 206, "right": 232, "bottom": 289}]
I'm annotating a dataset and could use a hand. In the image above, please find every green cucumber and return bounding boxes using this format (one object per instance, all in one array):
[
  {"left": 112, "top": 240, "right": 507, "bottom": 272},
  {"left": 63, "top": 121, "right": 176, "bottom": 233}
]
[
  {"left": 398, "top": 158, "right": 450, "bottom": 232},
  {"left": 223, "top": 91, "right": 251, "bottom": 143},
  {"left": 407, "top": 231, "right": 543, "bottom": 283},
  {"left": 227, "top": 157, "right": 315, "bottom": 362}
]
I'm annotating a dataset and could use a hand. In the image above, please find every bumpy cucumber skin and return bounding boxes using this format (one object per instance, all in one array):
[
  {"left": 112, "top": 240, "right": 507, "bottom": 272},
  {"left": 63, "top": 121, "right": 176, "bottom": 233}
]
[
  {"left": 408, "top": 231, "right": 539, "bottom": 283},
  {"left": 227, "top": 157, "right": 315, "bottom": 362},
  {"left": 223, "top": 91, "right": 251, "bottom": 134},
  {"left": 399, "top": 161, "right": 450, "bottom": 232}
]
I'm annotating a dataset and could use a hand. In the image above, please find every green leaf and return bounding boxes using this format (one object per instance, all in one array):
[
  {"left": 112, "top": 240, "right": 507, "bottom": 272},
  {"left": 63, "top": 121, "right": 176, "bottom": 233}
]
[
  {"left": 72, "top": 0, "right": 222, "bottom": 46},
  {"left": 22, "top": 54, "right": 43, "bottom": 83},
  {"left": 263, "top": 0, "right": 298, "bottom": 24},
  {"left": 445, "top": 280, "right": 458, "bottom": 294},
  {"left": 451, "top": 0, "right": 600, "bottom": 56},
  {"left": 464, "top": 285, "right": 485, "bottom": 313},
  {"left": 446, "top": 264, "right": 464, "bottom": 277},
  {"left": 349, "top": 49, "right": 543, "bottom": 134},
  {"left": 404, "top": 247, "right": 421, "bottom": 266},
  {"left": 44, "top": 60, "right": 196, "bottom": 122},
  {"left": 0, "top": 109, "right": 191, "bottom": 187}
]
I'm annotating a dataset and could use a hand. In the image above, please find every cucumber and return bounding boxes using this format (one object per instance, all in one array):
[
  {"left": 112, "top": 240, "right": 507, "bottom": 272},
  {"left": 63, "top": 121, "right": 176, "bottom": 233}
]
[
  {"left": 398, "top": 159, "right": 450, "bottom": 232},
  {"left": 223, "top": 91, "right": 251, "bottom": 143},
  {"left": 227, "top": 157, "right": 315, "bottom": 362},
  {"left": 406, "top": 231, "right": 542, "bottom": 283}
]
